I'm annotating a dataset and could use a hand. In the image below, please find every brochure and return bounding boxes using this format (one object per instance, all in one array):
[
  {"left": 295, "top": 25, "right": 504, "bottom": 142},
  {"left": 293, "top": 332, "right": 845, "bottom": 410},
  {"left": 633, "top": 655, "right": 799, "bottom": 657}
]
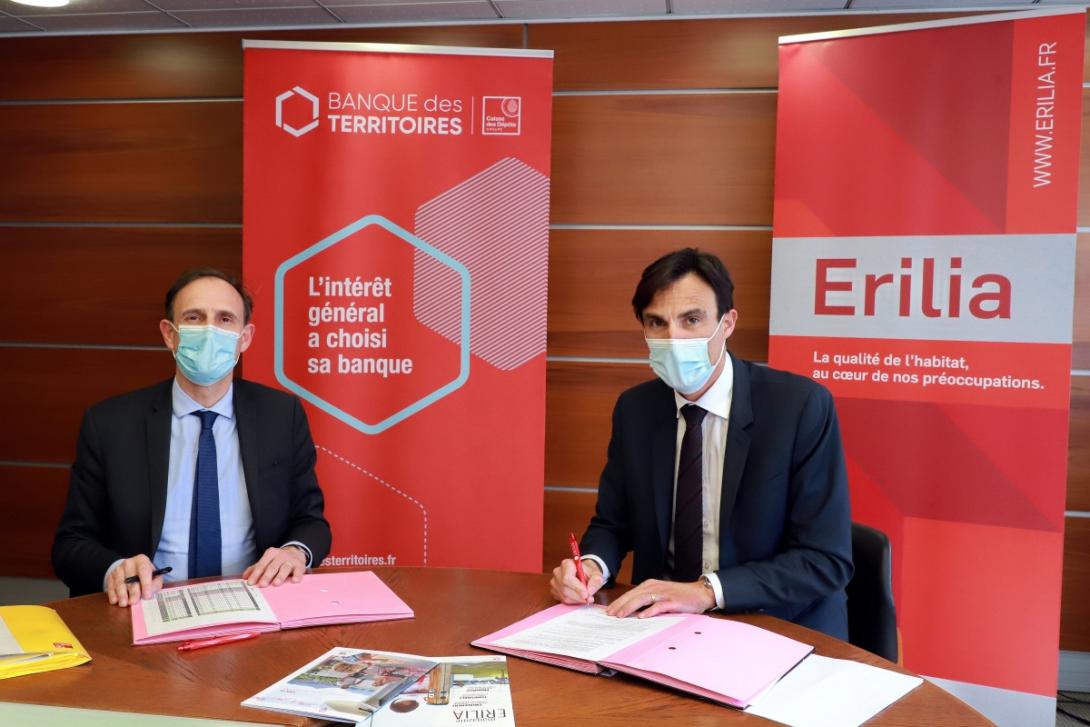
[
  {"left": 369, "top": 655, "right": 514, "bottom": 726},
  {"left": 243, "top": 647, "right": 438, "bottom": 723}
]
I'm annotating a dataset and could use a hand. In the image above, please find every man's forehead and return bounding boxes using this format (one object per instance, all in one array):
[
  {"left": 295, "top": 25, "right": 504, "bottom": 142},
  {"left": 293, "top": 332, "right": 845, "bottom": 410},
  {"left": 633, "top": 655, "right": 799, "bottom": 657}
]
[
  {"left": 646, "top": 273, "right": 716, "bottom": 312},
  {"left": 175, "top": 277, "right": 245, "bottom": 314}
]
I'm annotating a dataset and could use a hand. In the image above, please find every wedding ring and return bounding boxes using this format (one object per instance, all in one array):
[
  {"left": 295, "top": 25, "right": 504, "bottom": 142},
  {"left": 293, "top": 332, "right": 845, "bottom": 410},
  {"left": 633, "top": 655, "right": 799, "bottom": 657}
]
[{"left": 649, "top": 593, "right": 658, "bottom": 604}]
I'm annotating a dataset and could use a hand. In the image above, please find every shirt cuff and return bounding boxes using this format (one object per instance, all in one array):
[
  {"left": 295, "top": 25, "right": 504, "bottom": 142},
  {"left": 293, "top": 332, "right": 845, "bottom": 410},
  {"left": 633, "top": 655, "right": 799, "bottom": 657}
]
[
  {"left": 282, "top": 541, "right": 313, "bottom": 567},
  {"left": 103, "top": 558, "right": 125, "bottom": 592},
  {"left": 703, "top": 572, "right": 726, "bottom": 610},
  {"left": 581, "top": 554, "right": 610, "bottom": 582}
]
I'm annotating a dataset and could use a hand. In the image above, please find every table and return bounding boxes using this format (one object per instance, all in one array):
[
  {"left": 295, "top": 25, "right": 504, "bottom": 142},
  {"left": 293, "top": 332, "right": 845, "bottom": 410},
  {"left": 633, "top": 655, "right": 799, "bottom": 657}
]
[{"left": 0, "top": 568, "right": 992, "bottom": 726}]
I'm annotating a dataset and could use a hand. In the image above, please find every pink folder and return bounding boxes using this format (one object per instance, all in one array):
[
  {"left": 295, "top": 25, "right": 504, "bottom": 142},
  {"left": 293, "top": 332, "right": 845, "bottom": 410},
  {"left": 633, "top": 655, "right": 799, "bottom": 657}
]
[
  {"left": 132, "top": 571, "right": 414, "bottom": 645},
  {"left": 473, "top": 604, "right": 813, "bottom": 708}
]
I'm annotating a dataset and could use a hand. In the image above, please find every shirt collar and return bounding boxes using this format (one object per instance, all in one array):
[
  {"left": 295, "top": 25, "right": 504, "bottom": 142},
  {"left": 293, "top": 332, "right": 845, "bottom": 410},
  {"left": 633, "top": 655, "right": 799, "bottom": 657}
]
[
  {"left": 673, "top": 350, "right": 734, "bottom": 420},
  {"left": 172, "top": 378, "right": 235, "bottom": 421}
]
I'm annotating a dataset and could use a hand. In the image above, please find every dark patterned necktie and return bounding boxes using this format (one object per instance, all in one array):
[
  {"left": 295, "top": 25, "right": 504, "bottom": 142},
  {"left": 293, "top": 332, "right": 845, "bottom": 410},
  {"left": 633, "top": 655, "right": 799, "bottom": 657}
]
[{"left": 672, "top": 404, "right": 707, "bottom": 583}]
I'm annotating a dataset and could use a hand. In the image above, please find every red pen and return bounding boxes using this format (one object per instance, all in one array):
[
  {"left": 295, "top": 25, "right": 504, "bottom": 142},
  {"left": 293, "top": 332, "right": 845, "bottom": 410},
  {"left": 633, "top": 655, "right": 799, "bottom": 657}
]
[
  {"left": 568, "top": 532, "right": 588, "bottom": 588},
  {"left": 177, "top": 631, "right": 260, "bottom": 652}
]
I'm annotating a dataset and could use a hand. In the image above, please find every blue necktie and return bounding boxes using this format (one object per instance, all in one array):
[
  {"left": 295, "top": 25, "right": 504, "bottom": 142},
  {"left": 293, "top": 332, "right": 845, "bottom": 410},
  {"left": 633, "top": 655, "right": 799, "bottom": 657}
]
[{"left": 190, "top": 410, "right": 221, "bottom": 578}]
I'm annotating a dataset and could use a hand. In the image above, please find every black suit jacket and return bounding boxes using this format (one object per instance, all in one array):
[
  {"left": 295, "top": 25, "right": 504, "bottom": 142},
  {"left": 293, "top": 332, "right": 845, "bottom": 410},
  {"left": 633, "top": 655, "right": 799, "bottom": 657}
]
[
  {"left": 52, "top": 378, "right": 332, "bottom": 596},
  {"left": 581, "top": 355, "right": 853, "bottom": 639}
]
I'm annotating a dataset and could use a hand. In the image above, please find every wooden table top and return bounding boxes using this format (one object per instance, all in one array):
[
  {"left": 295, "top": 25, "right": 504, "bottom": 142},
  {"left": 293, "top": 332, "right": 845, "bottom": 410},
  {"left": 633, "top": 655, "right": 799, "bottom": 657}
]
[{"left": 0, "top": 567, "right": 992, "bottom": 726}]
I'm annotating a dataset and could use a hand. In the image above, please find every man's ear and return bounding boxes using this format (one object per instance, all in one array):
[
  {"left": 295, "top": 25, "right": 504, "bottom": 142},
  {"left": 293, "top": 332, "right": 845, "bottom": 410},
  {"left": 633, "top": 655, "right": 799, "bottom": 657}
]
[
  {"left": 159, "top": 320, "right": 177, "bottom": 351},
  {"left": 238, "top": 323, "right": 256, "bottom": 354},
  {"left": 721, "top": 309, "right": 739, "bottom": 341}
]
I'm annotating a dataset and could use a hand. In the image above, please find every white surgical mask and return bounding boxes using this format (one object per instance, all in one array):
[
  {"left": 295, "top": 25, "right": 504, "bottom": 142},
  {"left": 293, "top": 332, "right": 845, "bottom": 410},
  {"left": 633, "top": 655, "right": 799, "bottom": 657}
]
[
  {"left": 170, "top": 323, "right": 241, "bottom": 386},
  {"left": 645, "top": 316, "right": 726, "bottom": 395}
]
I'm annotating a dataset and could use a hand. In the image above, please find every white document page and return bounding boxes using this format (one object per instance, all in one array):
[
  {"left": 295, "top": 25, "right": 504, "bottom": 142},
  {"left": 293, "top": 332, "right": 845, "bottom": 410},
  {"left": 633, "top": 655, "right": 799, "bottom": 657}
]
[
  {"left": 0, "top": 616, "right": 23, "bottom": 657},
  {"left": 745, "top": 654, "right": 922, "bottom": 727},
  {"left": 140, "top": 580, "right": 278, "bottom": 637},
  {"left": 490, "top": 606, "right": 684, "bottom": 662}
]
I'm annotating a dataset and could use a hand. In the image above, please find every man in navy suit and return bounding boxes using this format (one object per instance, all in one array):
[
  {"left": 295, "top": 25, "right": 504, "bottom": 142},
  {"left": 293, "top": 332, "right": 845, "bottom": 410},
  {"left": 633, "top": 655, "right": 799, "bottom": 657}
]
[
  {"left": 549, "top": 248, "right": 852, "bottom": 638},
  {"left": 53, "top": 269, "right": 331, "bottom": 606}
]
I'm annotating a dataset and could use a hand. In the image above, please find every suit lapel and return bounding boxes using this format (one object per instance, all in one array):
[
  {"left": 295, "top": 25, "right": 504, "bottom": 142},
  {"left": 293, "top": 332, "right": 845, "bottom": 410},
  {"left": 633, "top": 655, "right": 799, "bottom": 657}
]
[
  {"left": 147, "top": 381, "right": 172, "bottom": 554},
  {"left": 721, "top": 354, "right": 753, "bottom": 532},
  {"left": 234, "top": 382, "right": 261, "bottom": 531},
  {"left": 651, "top": 387, "right": 678, "bottom": 554}
]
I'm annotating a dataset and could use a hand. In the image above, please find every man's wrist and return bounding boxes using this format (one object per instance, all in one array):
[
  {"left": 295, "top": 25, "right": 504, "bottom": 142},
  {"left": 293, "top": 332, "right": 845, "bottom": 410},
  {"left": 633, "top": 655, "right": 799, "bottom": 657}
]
[
  {"left": 700, "top": 573, "right": 724, "bottom": 611},
  {"left": 282, "top": 542, "right": 311, "bottom": 566},
  {"left": 580, "top": 554, "right": 610, "bottom": 582}
]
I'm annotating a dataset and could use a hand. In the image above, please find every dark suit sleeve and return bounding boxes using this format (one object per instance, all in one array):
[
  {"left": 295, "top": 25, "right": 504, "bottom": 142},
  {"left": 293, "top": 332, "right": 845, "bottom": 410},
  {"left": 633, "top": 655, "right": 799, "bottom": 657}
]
[
  {"left": 51, "top": 408, "right": 125, "bottom": 596},
  {"left": 716, "top": 385, "right": 853, "bottom": 615},
  {"left": 579, "top": 395, "right": 633, "bottom": 583},
  {"left": 280, "top": 396, "right": 332, "bottom": 564}
]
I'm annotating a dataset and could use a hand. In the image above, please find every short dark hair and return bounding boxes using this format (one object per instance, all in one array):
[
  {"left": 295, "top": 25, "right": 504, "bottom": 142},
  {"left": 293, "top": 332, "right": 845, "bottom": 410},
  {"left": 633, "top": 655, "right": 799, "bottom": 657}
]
[
  {"left": 631, "top": 248, "right": 735, "bottom": 321},
  {"left": 165, "top": 268, "right": 253, "bottom": 324}
]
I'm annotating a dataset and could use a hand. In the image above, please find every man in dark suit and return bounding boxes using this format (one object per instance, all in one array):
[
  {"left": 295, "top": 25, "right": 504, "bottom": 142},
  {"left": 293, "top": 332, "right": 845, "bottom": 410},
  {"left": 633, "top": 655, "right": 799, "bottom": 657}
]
[
  {"left": 549, "top": 248, "right": 852, "bottom": 638},
  {"left": 53, "top": 269, "right": 332, "bottom": 606}
]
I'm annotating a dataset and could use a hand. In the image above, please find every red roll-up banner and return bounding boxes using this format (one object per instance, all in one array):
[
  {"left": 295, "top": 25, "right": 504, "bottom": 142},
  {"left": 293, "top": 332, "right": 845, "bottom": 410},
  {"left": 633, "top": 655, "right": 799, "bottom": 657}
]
[
  {"left": 242, "top": 41, "right": 554, "bottom": 573},
  {"left": 771, "top": 10, "right": 1082, "bottom": 723}
]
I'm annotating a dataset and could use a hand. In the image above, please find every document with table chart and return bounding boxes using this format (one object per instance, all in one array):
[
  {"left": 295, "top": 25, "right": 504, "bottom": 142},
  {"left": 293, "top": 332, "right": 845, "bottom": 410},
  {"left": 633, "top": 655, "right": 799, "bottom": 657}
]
[{"left": 139, "top": 580, "right": 279, "bottom": 638}]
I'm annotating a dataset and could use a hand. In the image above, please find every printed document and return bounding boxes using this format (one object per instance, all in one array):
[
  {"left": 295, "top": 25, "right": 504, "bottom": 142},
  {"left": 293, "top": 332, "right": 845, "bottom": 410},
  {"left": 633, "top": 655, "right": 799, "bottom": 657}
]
[
  {"left": 140, "top": 580, "right": 278, "bottom": 637},
  {"left": 490, "top": 606, "right": 683, "bottom": 662}
]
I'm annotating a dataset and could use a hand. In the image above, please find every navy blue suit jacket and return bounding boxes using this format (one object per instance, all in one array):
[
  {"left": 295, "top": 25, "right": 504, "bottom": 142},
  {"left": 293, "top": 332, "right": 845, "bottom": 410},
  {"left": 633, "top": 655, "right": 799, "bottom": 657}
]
[
  {"left": 52, "top": 379, "right": 332, "bottom": 597},
  {"left": 581, "top": 355, "right": 853, "bottom": 639}
]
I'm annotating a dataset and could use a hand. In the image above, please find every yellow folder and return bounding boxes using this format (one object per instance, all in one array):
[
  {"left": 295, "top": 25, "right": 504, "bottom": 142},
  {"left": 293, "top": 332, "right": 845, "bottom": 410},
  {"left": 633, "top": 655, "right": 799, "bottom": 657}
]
[{"left": 0, "top": 605, "right": 91, "bottom": 680}]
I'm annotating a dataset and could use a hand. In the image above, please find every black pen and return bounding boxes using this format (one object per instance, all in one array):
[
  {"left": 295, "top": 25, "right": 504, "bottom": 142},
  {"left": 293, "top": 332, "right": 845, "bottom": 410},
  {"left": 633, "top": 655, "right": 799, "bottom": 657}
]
[{"left": 124, "top": 566, "right": 172, "bottom": 584}]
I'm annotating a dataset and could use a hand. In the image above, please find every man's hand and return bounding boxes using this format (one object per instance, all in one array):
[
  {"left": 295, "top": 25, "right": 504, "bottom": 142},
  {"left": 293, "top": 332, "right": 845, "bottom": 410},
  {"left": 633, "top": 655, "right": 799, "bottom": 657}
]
[
  {"left": 605, "top": 578, "right": 715, "bottom": 619},
  {"left": 550, "top": 558, "right": 605, "bottom": 605},
  {"left": 243, "top": 546, "right": 308, "bottom": 587},
  {"left": 106, "top": 554, "right": 164, "bottom": 607}
]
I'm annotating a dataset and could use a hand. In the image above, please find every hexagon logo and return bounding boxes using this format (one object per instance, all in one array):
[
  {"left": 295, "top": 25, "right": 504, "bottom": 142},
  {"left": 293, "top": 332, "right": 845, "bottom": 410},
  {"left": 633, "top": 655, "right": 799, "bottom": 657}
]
[
  {"left": 275, "top": 86, "right": 320, "bottom": 138},
  {"left": 274, "top": 214, "right": 471, "bottom": 435}
]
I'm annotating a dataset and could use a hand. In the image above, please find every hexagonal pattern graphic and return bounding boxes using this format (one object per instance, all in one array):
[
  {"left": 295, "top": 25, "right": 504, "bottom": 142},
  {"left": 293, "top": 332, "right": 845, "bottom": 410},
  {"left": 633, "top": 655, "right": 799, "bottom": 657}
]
[
  {"left": 413, "top": 157, "right": 549, "bottom": 370},
  {"left": 274, "top": 214, "right": 470, "bottom": 435}
]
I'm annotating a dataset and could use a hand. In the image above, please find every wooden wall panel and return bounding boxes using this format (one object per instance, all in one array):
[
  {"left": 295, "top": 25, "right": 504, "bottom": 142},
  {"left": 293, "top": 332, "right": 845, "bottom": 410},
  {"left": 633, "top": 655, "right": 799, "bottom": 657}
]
[
  {"left": 532, "top": 14, "right": 960, "bottom": 91},
  {"left": 0, "top": 103, "right": 241, "bottom": 223},
  {"left": 543, "top": 488, "right": 632, "bottom": 584},
  {"left": 0, "top": 26, "right": 522, "bottom": 101},
  {"left": 0, "top": 227, "right": 241, "bottom": 346},
  {"left": 545, "top": 362, "right": 652, "bottom": 488},
  {"left": 550, "top": 93, "right": 777, "bottom": 226},
  {"left": 1070, "top": 378, "right": 1090, "bottom": 512},
  {"left": 0, "top": 348, "right": 175, "bottom": 464},
  {"left": 548, "top": 228, "right": 771, "bottom": 360},
  {"left": 1061, "top": 516, "right": 1090, "bottom": 651},
  {"left": 0, "top": 466, "right": 68, "bottom": 579}
]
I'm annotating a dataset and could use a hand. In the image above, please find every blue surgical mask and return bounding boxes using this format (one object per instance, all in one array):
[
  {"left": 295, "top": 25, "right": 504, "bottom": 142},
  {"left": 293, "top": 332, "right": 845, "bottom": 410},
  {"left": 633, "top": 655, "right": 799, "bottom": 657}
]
[
  {"left": 645, "top": 316, "right": 726, "bottom": 395},
  {"left": 170, "top": 324, "right": 241, "bottom": 386}
]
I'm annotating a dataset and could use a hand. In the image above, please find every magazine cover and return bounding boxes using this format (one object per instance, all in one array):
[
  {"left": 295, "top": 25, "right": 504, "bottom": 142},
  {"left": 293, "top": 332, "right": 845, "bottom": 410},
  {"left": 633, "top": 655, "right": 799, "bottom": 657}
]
[
  {"left": 243, "top": 647, "right": 437, "bottom": 722},
  {"left": 369, "top": 655, "right": 514, "bottom": 726}
]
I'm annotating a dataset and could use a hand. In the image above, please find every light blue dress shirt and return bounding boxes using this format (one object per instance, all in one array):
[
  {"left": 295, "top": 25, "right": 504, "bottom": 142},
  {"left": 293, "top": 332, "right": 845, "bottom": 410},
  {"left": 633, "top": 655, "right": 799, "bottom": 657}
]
[{"left": 154, "top": 380, "right": 256, "bottom": 581}]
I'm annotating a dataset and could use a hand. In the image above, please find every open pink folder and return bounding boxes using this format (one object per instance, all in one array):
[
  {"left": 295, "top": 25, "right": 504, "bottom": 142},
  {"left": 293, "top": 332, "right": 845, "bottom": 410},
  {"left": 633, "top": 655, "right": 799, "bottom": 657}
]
[
  {"left": 132, "top": 571, "right": 413, "bottom": 645},
  {"left": 472, "top": 604, "right": 813, "bottom": 708}
]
